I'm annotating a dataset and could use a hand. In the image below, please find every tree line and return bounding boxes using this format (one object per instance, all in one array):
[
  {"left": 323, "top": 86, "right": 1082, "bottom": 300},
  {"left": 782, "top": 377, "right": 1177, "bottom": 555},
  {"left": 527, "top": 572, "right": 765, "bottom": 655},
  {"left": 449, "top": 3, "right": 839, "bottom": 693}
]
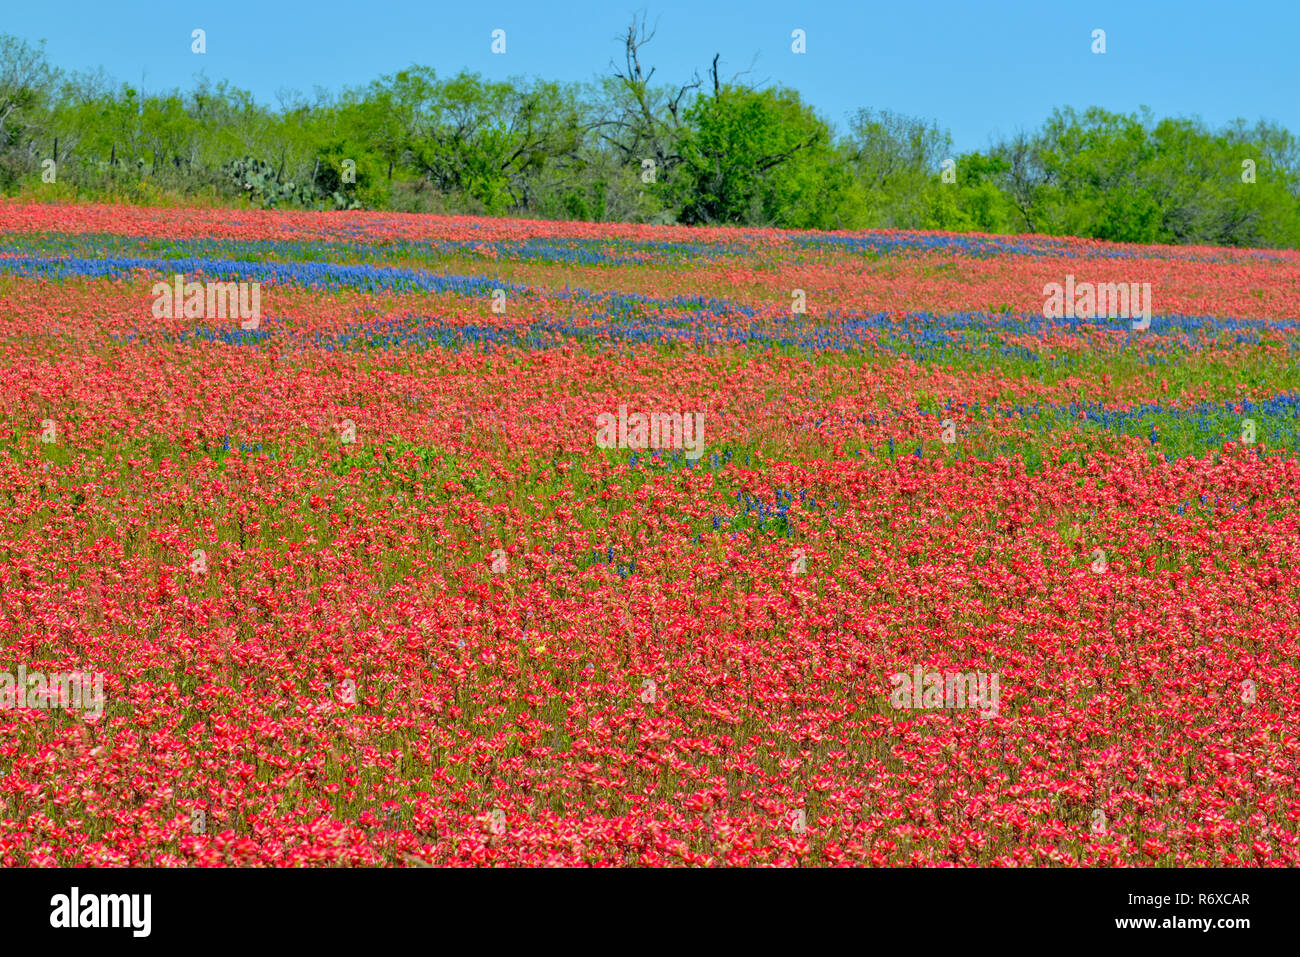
[{"left": 2, "top": 20, "right": 1298, "bottom": 247}]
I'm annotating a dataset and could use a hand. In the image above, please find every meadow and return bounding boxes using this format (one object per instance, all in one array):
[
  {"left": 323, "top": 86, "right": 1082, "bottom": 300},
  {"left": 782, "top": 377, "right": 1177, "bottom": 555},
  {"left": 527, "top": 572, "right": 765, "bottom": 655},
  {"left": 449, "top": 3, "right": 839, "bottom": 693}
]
[{"left": 0, "top": 201, "right": 1297, "bottom": 866}]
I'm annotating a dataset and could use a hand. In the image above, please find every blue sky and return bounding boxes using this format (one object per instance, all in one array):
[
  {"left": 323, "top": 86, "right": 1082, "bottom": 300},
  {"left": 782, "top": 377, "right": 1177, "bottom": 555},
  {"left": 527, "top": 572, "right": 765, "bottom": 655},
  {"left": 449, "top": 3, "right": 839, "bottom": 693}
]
[{"left": 5, "top": 0, "right": 1297, "bottom": 153}]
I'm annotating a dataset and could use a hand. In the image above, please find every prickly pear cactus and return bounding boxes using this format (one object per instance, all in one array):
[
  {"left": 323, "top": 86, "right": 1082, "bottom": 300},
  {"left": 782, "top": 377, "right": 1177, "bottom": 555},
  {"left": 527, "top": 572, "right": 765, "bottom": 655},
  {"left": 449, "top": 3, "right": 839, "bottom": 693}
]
[{"left": 221, "top": 155, "right": 360, "bottom": 209}]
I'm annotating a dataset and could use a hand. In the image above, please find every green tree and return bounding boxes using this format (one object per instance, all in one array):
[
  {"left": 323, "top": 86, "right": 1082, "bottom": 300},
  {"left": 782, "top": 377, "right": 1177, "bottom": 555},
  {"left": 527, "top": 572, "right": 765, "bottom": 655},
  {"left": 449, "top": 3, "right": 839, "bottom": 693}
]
[
  {"left": 673, "top": 81, "right": 846, "bottom": 228},
  {"left": 844, "top": 108, "right": 949, "bottom": 229}
]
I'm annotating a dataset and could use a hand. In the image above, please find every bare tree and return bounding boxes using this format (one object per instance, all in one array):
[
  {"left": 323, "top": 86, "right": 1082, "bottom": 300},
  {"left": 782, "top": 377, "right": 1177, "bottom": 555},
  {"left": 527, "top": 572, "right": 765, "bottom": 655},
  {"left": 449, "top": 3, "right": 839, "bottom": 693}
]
[
  {"left": 597, "top": 13, "right": 699, "bottom": 175},
  {"left": 996, "top": 131, "right": 1044, "bottom": 232}
]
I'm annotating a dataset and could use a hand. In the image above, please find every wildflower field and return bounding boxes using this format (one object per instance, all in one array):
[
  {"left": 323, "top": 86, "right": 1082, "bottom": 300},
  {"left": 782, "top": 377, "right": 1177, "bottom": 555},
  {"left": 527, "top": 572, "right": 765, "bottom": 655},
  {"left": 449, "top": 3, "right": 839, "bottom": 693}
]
[{"left": 2, "top": 201, "right": 1299, "bottom": 867}]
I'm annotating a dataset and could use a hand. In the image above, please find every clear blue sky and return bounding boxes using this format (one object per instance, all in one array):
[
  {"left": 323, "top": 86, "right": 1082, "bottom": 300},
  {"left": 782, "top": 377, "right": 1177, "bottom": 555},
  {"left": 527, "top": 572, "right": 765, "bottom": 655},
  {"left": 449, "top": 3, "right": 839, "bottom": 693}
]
[{"left": 6, "top": 0, "right": 1297, "bottom": 153}]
